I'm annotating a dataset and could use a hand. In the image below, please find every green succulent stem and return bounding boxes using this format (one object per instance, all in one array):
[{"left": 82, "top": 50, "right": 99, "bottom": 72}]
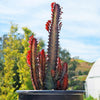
[{"left": 45, "top": 4, "right": 61, "bottom": 89}]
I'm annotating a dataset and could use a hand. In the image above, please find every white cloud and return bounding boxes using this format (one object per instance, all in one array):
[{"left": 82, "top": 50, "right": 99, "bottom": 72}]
[
  {"left": 61, "top": 0, "right": 100, "bottom": 37},
  {"left": 63, "top": 25, "right": 100, "bottom": 37},
  {"left": 0, "top": 16, "right": 16, "bottom": 20},
  {"left": 0, "top": 4, "right": 25, "bottom": 15},
  {"left": 63, "top": 11, "right": 100, "bottom": 23},
  {"left": 60, "top": 39, "right": 100, "bottom": 62},
  {"left": 16, "top": 0, "right": 48, "bottom": 7},
  {"left": 0, "top": 0, "right": 100, "bottom": 62},
  {"left": 0, "top": 0, "right": 49, "bottom": 9}
]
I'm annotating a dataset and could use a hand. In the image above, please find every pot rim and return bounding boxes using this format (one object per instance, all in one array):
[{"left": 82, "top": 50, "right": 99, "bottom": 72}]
[{"left": 16, "top": 90, "right": 85, "bottom": 95}]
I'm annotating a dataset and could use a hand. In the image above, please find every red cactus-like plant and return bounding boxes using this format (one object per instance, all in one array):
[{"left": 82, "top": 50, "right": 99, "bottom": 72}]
[{"left": 27, "top": 2, "right": 68, "bottom": 90}]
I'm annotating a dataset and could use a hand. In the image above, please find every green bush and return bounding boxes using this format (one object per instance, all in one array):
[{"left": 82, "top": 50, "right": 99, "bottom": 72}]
[{"left": 84, "top": 95, "right": 97, "bottom": 100}]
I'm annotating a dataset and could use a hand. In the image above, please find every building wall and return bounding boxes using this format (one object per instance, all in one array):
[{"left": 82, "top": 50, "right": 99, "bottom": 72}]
[{"left": 85, "top": 77, "right": 100, "bottom": 100}]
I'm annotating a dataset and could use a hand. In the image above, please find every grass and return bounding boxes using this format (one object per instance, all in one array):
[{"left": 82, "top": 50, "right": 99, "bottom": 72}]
[
  {"left": 77, "top": 75, "right": 87, "bottom": 81},
  {"left": 75, "top": 59, "right": 93, "bottom": 72},
  {"left": 76, "top": 59, "right": 88, "bottom": 63}
]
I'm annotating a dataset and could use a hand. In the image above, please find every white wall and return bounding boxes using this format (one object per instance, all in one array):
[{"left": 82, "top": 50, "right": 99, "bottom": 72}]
[{"left": 85, "top": 77, "right": 100, "bottom": 100}]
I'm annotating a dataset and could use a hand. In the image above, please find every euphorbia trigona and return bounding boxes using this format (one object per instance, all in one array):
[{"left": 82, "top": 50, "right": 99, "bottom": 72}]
[{"left": 27, "top": 2, "right": 68, "bottom": 90}]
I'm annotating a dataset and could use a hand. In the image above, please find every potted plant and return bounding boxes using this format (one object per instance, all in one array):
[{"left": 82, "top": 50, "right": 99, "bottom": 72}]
[{"left": 17, "top": 2, "right": 84, "bottom": 100}]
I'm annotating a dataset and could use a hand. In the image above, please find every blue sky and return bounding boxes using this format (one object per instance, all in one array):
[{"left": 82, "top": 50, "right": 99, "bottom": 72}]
[{"left": 0, "top": 0, "right": 100, "bottom": 62}]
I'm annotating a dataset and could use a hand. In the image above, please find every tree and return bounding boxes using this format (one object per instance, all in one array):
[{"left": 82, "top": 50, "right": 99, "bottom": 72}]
[
  {"left": 78, "top": 70, "right": 83, "bottom": 75},
  {"left": 0, "top": 36, "right": 4, "bottom": 71},
  {"left": 59, "top": 47, "right": 71, "bottom": 64},
  {"left": 69, "top": 60, "right": 79, "bottom": 71},
  {"left": 0, "top": 25, "right": 45, "bottom": 99},
  {"left": 0, "top": 24, "right": 23, "bottom": 100},
  {"left": 0, "top": 53, "right": 4, "bottom": 71}
]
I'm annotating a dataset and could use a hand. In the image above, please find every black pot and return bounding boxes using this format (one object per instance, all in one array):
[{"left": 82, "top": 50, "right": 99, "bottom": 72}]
[{"left": 16, "top": 90, "right": 85, "bottom": 100}]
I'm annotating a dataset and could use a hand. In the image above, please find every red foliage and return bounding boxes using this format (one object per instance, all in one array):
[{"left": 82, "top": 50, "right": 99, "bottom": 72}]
[
  {"left": 57, "top": 80, "right": 61, "bottom": 89},
  {"left": 63, "top": 62, "right": 68, "bottom": 72},
  {"left": 45, "top": 20, "right": 51, "bottom": 32},
  {"left": 27, "top": 35, "right": 36, "bottom": 66},
  {"left": 40, "top": 49, "right": 46, "bottom": 81},
  {"left": 51, "top": 8, "right": 54, "bottom": 12},
  {"left": 27, "top": 50, "right": 31, "bottom": 66},
  {"left": 57, "top": 57, "right": 62, "bottom": 73},
  {"left": 51, "top": 69, "right": 55, "bottom": 77},
  {"left": 62, "top": 73, "right": 68, "bottom": 90},
  {"left": 51, "top": 2, "right": 56, "bottom": 12},
  {"left": 29, "top": 35, "right": 34, "bottom": 45},
  {"left": 51, "top": 2, "right": 56, "bottom": 9},
  {"left": 29, "top": 34, "right": 34, "bottom": 40},
  {"left": 40, "top": 49, "right": 44, "bottom": 56}
]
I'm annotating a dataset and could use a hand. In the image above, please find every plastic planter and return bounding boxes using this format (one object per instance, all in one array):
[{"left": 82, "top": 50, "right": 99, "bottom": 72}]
[{"left": 16, "top": 90, "right": 85, "bottom": 100}]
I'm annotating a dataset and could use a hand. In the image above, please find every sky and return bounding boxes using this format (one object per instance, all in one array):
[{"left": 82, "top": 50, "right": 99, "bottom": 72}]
[{"left": 0, "top": 0, "right": 100, "bottom": 62}]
